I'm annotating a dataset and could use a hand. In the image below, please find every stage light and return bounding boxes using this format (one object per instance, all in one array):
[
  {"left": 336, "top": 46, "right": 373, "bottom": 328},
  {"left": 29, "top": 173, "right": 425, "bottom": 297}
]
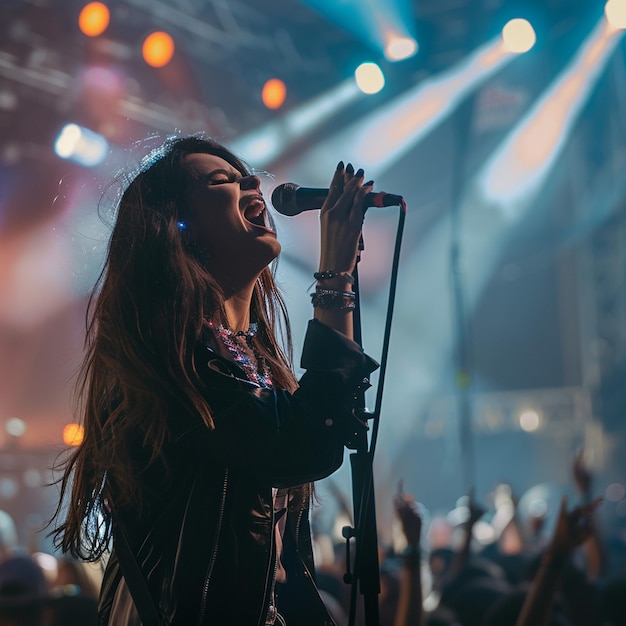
[
  {"left": 78, "top": 2, "right": 110, "bottom": 37},
  {"left": 297, "top": 36, "right": 513, "bottom": 178},
  {"left": 302, "top": 0, "right": 416, "bottom": 61},
  {"left": 262, "top": 78, "right": 287, "bottom": 110},
  {"left": 355, "top": 62, "right": 385, "bottom": 94},
  {"left": 482, "top": 19, "right": 624, "bottom": 210},
  {"left": 63, "top": 423, "right": 85, "bottom": 447},
  {"left": 385, "top": 36, "right": 418, "bottom": 61},
  {"left": 605, "top": 0, "right": 626, "bottom": 29},
  {"left": 142, "top": 31, "right": 175, "bottom": 68},
  {"left": 519, "top": 410, "right": 541, "bottom": 432},
  {"left": 502, "top": 19, "right": 537, "bottom": 53},
  {"left": 5, "top": 417, "right": 26, "bottom": 437},
  {"left": 231, "top": 79, "right": 360, "bottom": 166},
  {"left": 54, "top": 123, "right": 109, "bottom": 167}
]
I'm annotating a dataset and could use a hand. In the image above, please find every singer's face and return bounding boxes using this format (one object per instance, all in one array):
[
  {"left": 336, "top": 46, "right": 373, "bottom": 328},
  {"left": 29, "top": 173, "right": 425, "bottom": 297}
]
[{"left": 182, "top": 153, "right": 280, "bottom": 283}]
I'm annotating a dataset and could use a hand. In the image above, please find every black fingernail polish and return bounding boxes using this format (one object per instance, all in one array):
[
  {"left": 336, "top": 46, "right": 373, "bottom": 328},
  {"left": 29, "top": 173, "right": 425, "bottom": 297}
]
[
  {"left": 346, "top": 163, "right": 354, "bottom": 174},
  {"left": 356, "top": 168, "right": 364, "bottom": 177},
  {"left": 364, "top": 180, "right": 374, "bottom": 186},
  {"left": 336, "top": 161, "right": 344, "bottom": 171}
]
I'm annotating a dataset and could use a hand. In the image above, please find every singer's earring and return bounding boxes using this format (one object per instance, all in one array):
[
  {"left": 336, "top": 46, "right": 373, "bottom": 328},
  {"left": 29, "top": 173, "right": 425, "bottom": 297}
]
[{"left": 177, "top": 221, "right": 188, "bottom": 231}]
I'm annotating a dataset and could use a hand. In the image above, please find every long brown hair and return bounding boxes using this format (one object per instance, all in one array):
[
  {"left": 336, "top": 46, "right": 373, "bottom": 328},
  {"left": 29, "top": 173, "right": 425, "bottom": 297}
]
[{"left": 52, "top": 136, "right": 300, "bottom": 560}]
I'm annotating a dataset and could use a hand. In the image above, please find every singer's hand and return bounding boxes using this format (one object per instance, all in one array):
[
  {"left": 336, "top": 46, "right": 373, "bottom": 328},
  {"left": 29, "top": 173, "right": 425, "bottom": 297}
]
[
  {"left": 314, "top": 162, "right": 372, "bottom": 339},
  {"left": 318, "top": 162, "right": 373, "bottom": 275}
]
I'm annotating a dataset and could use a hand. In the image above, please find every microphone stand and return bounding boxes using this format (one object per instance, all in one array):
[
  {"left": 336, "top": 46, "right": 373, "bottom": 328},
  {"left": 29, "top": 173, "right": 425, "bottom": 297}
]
[
  {"left": 345, "top": 236, "right": 380, "bottom": 626},
  {"left": 344, "top": 204, "right": 407, "bottom": 626}
]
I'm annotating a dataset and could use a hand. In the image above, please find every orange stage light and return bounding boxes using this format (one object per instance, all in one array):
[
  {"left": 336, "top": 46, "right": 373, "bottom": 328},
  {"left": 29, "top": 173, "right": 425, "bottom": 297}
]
[
  {"left": 262, "top": 78, "right": 287, "bottom": 109},
  {"left": 78, "top": 2, "right": 110, "bottom": 37},
  {"left": 142, "top": 31, "right": 175, "bottom": 68},
  {"left": 63, "top": 423, "right": 85, "bottom": 447}
]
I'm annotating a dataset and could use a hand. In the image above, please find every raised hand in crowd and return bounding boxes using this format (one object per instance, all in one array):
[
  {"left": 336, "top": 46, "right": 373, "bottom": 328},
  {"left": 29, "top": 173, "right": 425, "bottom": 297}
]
[
  {"left": 515, "top": 495, "right": 602, "bottom": 626},
  {"left": 572, "top": 449, "right": 605, "bottom": 580},
  {"left": 448, "top": 488, "right": 486, "bottom": 580},
  {"left": 393, "top": 480, "right": 424, "bottom": 626},
  {"left": 394, "top": 480, "right": 423, "bottom": 547}
]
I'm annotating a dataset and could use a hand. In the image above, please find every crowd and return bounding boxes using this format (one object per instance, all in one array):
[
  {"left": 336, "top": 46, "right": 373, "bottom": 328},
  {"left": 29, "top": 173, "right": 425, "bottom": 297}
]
[
  {"left": 0, "top": 517, "right": 99, "bottom": 626},
  {"left": 314, "top": 451, "right": 625, "bottom": 626},
  {"left": 0, "top": 451, "right": 624, "bottom": 625}
]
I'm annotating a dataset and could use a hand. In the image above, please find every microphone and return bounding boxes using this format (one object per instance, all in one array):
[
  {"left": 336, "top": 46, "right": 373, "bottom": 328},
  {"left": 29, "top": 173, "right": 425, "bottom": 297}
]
[{"left": 271, "top": 182, "right": 403, "bottom": 217}]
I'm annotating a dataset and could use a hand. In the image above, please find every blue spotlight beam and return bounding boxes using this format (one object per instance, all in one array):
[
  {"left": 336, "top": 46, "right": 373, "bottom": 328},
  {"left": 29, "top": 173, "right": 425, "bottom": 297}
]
[
  {"left": 284, "top": 35, "right": 516, "bottom": 187},
  {"left": 301, "top": 0, "right": 417, "bottom": 57},
  {"left": 480, "top": 20, "right": 624, "bottom": 213},
  {"left": 374, "top": 15, "right": 625, "bottom": 452}
]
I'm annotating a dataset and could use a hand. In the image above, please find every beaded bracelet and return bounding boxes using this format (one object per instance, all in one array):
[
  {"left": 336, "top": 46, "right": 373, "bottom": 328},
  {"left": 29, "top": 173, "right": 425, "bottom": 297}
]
[
  {"left": 311, "top": 290, "right": 356, "bottom": 310},
  {"left": 314, "top": 270, "right": 355, "bottom": 285},
  {"left": 315, "top": 288, "right": 356, "bottom": 299}
]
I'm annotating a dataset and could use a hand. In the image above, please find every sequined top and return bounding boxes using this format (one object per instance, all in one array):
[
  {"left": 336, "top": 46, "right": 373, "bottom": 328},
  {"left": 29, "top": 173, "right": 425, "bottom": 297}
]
[{"left": 205, "top": 320, "right": 273, "bottom": 388}]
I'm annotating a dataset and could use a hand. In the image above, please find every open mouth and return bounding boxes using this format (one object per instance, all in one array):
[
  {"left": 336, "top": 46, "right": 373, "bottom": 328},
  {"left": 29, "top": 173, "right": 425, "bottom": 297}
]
[{"left": 243, "top": 197, "right": 269, "bottom": 228}]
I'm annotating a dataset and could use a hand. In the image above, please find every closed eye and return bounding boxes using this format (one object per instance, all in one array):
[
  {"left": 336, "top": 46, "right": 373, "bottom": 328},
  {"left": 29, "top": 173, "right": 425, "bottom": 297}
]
[
  {"left": 208, "top": 176, "right": 240, "bottom": 185},
  {"left": 200, "top": 170, "right": 242, "bottom": 186}
]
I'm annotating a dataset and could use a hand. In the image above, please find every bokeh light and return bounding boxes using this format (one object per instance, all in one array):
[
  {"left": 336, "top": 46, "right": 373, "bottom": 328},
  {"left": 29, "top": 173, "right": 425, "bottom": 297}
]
[
  {"left": 502, "top": 19, "right": 537, "bottom": 54},
  {"left": 63, "top": 423, "right": 85, "bottom": 447},
  {"left": 262, "top": 78, "right": 287, "bottom": 110},
  {"left": 605, "top": 0, "right": 626, "bottom": 29},
  {"left": 519, "top": 410, "right": 541, "bottom": 432},
  {"left": 385, "top": 36, "right": 418, "bottom": 61},
  {"left": 78, "top": 2, "right": 110, "bottom": 37},
  {"left": 142, "top": 31, "right": 175, "bottom": 68},
  {"left": 6, "top": 417, "right": 26, "bottom": 437},
  {"left": 54, "top": 123, "right": 109, "bottom": 167},
  {"left": 606, "top": 483, "right": 626, "bottom": 501},
  {"left": 355, "top": 62, "right": 385, "bottom": 94},
  {"left": 0, "top": 478, "right": 18, "bottom": 500},
  {"left": 23, "top": 469, "right": 42, "bottom": 489}
]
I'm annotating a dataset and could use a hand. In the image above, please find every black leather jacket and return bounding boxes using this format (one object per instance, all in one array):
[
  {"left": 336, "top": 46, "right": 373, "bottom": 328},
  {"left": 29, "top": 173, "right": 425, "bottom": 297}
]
[{"left": 98, "top": 319, "right": 378, "bottom": 626}]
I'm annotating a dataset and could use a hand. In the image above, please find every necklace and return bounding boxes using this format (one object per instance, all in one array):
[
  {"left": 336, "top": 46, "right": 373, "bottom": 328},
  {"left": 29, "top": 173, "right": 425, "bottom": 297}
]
[{"left": 207, "top": 321, "right": 273, "bottom": 388}]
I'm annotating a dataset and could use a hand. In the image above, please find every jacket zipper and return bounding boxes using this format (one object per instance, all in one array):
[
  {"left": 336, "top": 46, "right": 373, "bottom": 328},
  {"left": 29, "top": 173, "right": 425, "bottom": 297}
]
[
  {"left": 197, "top": 468, "right": 229, "bottom": 626},
  {"left": 295, "top": 507, "right": 334, "bottom": 626},
  {"left": 266, "top": 542, "right": 280, "bottom": 626},
  {"left": 258, "top": 491, "right": 277, "bottom": 626},
  {"left": 295, "top": 506, "right": 304, "bottom": 550},
  {"left": 270, "top": 507, "right": 304, "bottom": 624}
]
